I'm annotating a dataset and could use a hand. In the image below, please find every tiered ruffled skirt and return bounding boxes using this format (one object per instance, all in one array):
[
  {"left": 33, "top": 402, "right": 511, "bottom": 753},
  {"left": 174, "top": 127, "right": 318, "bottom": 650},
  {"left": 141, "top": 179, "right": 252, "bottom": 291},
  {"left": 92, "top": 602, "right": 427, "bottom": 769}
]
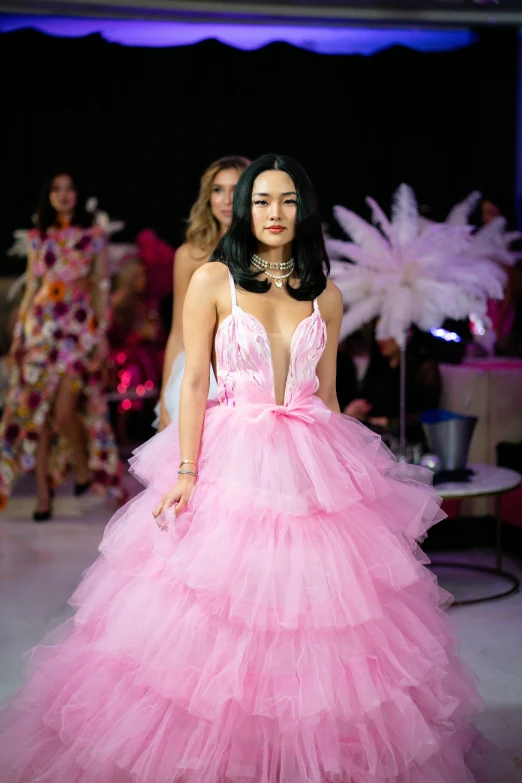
[{"left": 0, "top": 402, "right": 483, "bottom": 782}]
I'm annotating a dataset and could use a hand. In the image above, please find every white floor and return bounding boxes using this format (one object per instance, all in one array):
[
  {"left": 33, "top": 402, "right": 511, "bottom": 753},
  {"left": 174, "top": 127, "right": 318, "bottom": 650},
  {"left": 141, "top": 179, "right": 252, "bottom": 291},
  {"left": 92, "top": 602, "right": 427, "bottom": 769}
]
[{"left": 1, "top": 477, "right": 521, "bottom": 782}]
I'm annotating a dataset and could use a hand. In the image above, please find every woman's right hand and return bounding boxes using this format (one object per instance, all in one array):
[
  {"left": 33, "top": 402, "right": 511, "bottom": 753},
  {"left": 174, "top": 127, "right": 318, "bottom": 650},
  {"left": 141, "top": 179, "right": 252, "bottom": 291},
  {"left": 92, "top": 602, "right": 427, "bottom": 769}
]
[
  {"left": 158, "top": 396, "right": 172, "bottom": 432},
  {"left": 152, "top": 474, "right": 196, "bottom": 527}
]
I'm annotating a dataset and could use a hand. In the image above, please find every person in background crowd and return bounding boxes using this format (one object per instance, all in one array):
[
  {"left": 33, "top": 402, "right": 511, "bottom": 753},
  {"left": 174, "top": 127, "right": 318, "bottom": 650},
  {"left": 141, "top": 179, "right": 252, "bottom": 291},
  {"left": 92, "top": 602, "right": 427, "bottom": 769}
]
[
  {"left": 360, "top": 327, "right": 442, "bottom": 442},
  {"left": 109, "top": 257, "right": 163, "bottom": 381},
  {"left": 477, "top": 197, "right": 520, "bottom": 345},
  {"left": 335, "top": 339, "right": 372, "bottom": 420},
  {"left": 157, "top": 155, "right": 250, "bottom": 430},
  {"left": 0, "top": 172, "right": 124, "bottom": 520},
  {"left": 135, "top": 228, "right": 176, "bottom": 320},
  {"left": 496, "top": 261, "right": 522, "bottom": 357},
  {"left": 336, "top": 323, "right": 441, "bottom": 443},
  {"left": 108, "top": 257, "right": 164, "bottom": 442},
  {"left": 480, "top": 198, "right": 502, "bottom": 226},
  {"left": 337, "top": 328, "right": 442, "bottom": 443}
]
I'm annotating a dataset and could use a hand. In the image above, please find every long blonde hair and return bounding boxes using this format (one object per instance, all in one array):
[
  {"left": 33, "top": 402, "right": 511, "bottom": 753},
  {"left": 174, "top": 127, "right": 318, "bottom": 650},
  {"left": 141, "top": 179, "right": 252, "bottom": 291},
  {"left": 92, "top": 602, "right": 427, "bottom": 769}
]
[{"left": 185, "top": 155, "right": 250, "bottom": 255}]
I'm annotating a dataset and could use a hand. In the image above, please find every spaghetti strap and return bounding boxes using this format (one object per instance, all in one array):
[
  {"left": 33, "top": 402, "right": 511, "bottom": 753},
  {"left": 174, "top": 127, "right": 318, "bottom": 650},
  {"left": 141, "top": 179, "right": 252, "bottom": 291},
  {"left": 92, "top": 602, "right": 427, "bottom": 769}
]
[
  {"left": 228, "top": 268, "right": 237, "bottom": 307},
  {"left": 313, "top": 297, "right": 320, "bottom": 314}
]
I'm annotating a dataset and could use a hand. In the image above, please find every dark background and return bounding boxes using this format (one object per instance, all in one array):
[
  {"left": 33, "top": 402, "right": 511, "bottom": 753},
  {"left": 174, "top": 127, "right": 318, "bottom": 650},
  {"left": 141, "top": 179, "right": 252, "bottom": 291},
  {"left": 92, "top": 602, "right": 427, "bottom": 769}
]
[{"left": 0, "top": 26, "right": 518, "bottom": 268}]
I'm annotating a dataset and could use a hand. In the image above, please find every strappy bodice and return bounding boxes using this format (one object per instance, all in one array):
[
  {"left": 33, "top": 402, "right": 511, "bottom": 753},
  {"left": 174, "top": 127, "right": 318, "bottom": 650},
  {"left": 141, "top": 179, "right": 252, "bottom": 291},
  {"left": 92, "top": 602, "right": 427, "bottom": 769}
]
[{"left": 215, "top": 269, "right": 326, "bottom": 409}]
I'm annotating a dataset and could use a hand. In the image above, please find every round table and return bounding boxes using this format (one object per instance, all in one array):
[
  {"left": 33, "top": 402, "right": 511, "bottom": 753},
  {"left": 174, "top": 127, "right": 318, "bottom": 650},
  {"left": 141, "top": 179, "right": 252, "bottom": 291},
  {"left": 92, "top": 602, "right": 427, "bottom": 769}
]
[{"left": 430, "top": 463, "right": 521, "bottom": 606}]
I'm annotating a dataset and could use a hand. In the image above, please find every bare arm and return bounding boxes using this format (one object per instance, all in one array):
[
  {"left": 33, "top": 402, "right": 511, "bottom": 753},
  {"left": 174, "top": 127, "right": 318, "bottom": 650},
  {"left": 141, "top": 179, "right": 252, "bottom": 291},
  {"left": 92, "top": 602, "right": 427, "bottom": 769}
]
[
  {"left": 158, "top": 244, "right": 206, "bottom": 429},
  {"left": 92, "top": 244, "right": 110, "bottom": 334},
  {"left": 315, "top": 281, "right": 343, "bottom": 413},
  {"left": 18, "top": 250, "right": 39, "bottom": 323},
  {"left": 10, "top": 249, "right": 39, "bottom": 354},
  {"left": 153, "top": 262, "right": 223, "bottom": 520}
]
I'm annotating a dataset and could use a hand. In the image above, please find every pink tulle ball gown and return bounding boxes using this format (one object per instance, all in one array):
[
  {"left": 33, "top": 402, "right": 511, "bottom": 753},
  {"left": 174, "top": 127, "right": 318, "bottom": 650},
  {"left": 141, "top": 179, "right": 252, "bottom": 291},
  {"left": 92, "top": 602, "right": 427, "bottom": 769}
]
[{"left": 0, "top": 271, "right": 483, "bottom": 782}]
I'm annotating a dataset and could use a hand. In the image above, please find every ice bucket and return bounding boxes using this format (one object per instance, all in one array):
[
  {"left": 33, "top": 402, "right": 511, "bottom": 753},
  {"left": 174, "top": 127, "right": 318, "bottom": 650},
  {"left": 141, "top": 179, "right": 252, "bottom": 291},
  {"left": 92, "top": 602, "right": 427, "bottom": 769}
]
[{"left": 420, "top": 410, "right": 478, "bottom": 472}]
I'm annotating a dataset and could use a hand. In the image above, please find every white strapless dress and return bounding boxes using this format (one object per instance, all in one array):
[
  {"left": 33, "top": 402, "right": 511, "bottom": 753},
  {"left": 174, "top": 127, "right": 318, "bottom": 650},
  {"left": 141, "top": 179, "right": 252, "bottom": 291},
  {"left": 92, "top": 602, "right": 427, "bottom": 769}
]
[{"left": 153, "top": 351, "right": 219, "bottom": 428}]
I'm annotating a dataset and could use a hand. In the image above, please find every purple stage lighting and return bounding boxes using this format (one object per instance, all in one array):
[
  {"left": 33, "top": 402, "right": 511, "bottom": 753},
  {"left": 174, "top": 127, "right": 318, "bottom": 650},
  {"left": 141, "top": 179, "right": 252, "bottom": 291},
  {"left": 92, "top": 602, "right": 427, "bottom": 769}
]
[{"left": 0, "top": 15, "right": 475, "bottom": 55}]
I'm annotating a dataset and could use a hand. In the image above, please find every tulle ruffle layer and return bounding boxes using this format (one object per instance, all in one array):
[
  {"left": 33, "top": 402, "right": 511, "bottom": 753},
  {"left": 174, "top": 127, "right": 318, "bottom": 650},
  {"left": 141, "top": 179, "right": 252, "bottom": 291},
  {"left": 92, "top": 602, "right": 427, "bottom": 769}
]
[
  {"left": 131, "top": 401, "right": 443, "bottom": 531},
  {"left": 1, "top": 626, "right": 481, "bottom": 783},
  {"left": 0, "top": 404, "right": 482, "bottom": 782}
]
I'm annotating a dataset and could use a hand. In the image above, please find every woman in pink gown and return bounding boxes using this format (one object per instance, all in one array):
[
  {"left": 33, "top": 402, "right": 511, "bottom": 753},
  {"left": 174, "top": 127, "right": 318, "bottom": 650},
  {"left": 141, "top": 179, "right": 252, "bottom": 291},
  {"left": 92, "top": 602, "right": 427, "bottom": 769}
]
[{"left": 0, "top": 155, "right": 482, "bottom": 782}]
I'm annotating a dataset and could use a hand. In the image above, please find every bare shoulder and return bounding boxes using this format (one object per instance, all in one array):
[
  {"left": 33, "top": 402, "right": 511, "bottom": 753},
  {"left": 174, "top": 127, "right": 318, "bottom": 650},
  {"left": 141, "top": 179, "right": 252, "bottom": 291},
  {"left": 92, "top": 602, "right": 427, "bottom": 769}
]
[
  {"left": 175, "top": 242, "right": 208, "bottom": 268},
  {"left": 189, "top": 260, "right": 229, "bottom": 291},
  {"left": 318, "top": 279, "right": 343, "bottom": 319}
]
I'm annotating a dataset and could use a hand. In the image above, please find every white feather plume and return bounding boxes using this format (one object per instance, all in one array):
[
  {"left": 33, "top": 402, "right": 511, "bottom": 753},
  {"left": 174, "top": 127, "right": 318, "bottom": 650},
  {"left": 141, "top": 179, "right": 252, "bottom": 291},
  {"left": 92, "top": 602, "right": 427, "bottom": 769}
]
[
  {"left": 333, "top": 206, "right": 390, "bottom": 259},
  {"left": 7, "top": 229, "right": 30, "bottom": 258},
  {"left": 444, "top": 192, "right": 521, "bottom": 266},
  {"left": 328, "top": 184, "right": 506, "bottom": 347},
  {"left": 391, "top": 184, "right": 419, "bottom": 247},
  {"left": 94, "top": 210, "right": 125, "bottom": 239},
  {"left": 445, "top": 190, "right": 482, "bottom": 226},
  {"left": 366, "top": 196, "right": 394, "bottom": 241},
  {"left": 468, "top": 217, "right": 522, "bottom": 267}
]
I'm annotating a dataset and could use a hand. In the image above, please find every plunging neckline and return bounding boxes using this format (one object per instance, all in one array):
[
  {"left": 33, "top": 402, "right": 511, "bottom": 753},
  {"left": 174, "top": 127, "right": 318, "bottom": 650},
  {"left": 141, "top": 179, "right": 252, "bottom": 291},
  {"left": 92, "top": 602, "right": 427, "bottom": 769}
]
[{"left": 216, "top": 303, "right": 322, "bottom": 407}]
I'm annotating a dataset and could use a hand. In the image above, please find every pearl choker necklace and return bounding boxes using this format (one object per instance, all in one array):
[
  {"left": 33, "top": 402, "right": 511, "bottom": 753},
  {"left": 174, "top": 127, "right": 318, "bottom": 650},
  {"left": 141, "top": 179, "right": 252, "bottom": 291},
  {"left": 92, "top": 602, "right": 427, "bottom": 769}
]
[
  {"left": 251, "top": 253, "right": 294, "bottom": 271},
  {"left": 251, "top": 254, "right": 295, "bottom": 288}
]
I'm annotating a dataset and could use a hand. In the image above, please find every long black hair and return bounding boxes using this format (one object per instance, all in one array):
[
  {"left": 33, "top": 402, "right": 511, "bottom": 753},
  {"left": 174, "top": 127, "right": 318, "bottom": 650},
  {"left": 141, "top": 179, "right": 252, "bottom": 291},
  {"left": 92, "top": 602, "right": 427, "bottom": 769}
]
[
  {"left": 35, "top": 171, "right": 94, "bottom": 234},
  {"left": 210, "top": 154, "right": 329, "bottom": 301}
]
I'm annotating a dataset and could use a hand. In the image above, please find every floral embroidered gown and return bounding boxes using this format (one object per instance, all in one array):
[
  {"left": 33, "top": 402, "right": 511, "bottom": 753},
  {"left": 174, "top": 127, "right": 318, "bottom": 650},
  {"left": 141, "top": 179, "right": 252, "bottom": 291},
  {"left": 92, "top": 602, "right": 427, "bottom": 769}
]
[{"left": 0, "top": 224, "right": 123, "bottom": 507}]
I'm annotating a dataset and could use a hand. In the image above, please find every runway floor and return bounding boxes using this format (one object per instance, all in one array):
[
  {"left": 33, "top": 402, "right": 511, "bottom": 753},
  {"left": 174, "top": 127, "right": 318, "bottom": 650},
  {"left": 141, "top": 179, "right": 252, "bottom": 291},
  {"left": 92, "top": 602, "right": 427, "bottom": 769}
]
[{"left": 1, "top": 473, "right": 521, "bottom": 782}]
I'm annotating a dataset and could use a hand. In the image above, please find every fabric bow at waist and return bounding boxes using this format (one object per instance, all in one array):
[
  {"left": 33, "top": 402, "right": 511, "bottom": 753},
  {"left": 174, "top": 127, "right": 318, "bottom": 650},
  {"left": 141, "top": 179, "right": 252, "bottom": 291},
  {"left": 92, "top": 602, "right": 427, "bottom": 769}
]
[{"left": 235, "top": 392, "right": 331, "bottom": 432}]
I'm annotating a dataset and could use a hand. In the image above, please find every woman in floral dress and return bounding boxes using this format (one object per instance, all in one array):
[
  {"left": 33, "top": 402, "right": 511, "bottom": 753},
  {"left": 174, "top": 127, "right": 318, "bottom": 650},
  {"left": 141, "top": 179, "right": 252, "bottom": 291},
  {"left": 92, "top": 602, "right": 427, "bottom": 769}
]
[{"left": 0, "top": 172, "right": 124, "bottom": 520}]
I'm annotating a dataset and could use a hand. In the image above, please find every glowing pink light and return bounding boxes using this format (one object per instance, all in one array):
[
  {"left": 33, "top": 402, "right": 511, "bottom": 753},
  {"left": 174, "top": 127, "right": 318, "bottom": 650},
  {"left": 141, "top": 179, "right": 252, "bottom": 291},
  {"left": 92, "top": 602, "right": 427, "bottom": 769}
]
[
  {"left": 117, "top": 384, "right": 127, "bottom": 394},
  {"left": 144, "top": 380, "right": 154, "bottom": 391},
  {"left": 136, "top": 385, "right": 146, "bottom": 397},
  {"left": 121, "top": 399, "right": 132, "bottom": 411},
  {"left": 116, "top": 351, "right": 127, "bottom": 365}
]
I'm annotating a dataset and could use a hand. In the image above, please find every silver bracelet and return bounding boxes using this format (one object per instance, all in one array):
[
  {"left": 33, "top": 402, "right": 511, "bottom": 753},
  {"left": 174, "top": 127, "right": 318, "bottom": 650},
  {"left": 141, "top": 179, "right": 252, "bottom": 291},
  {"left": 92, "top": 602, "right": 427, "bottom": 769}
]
[{"left": 178, "top": 469, "right": 198, "bottom": 477}]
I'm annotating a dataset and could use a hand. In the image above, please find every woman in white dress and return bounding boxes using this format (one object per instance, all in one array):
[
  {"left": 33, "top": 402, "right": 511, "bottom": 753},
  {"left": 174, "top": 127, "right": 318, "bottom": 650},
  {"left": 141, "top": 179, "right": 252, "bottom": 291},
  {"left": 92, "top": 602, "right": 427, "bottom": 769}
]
[{"left": 156, "top": 155, "right": 250, "bottom": 430}]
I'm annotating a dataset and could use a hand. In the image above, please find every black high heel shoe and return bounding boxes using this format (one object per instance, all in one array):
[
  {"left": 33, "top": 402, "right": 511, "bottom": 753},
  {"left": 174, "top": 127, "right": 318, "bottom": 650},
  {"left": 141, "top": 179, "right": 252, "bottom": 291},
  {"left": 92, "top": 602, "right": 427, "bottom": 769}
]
[
  {"left": 33, "top": 481, "right": 54, "bottom": 522},
  {"left": 74, "top": 479, "right": 92, "bottom": 497},
  {"left": 33, "top": 507, "right": 52, "bottom": 523}
]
